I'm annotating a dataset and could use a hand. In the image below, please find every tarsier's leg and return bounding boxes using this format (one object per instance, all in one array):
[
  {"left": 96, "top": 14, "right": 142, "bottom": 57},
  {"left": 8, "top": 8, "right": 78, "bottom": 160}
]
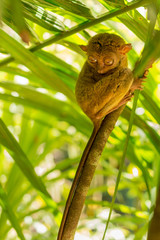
[
  {"left": 95, "top": 92, "right": 133, "bottom": 119},
  {"left": 95, "top": 70, "right": 148, "bottom": 120}
]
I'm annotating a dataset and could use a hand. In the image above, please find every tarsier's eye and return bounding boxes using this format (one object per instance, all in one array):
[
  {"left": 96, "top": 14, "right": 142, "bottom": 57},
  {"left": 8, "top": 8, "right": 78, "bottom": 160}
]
[
  {"left": 88, "top": 56, "right": 97, "bottom": 63},
  {"left": 104, "top": 58, "right": 114, "bottom": 66}
]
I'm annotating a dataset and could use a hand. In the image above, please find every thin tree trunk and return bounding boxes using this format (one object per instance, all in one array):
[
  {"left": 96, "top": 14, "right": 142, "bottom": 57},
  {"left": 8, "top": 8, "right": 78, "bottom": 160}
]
[{"left": 61, "top": 106, "right": 124, "bottom": 240}]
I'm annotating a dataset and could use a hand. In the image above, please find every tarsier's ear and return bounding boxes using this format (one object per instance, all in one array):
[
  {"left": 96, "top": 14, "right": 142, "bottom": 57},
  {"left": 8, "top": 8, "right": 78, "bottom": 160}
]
[
  {"left": 119, "top": 43, "right": 132, "bottom": 55},
  {"left": 80, "top": 45, "right": 88, "bottom": 52}
]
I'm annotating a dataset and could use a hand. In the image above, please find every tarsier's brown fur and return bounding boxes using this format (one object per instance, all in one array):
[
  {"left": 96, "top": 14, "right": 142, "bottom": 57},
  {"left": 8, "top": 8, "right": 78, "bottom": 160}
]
[{"left": 57, "top": 33, "right": 143, "bottom": 240}]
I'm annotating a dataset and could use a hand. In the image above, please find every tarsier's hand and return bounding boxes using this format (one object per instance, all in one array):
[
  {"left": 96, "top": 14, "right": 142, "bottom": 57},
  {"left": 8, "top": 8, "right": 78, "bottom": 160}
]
[{"left": 130, "top": 69, "right": 149, "bottom": 92}]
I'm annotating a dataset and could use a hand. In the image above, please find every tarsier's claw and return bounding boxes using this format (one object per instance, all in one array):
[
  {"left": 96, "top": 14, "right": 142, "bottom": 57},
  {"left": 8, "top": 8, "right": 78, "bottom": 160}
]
[{"left": 144, "top": 70, "right": 149, "bottom": 77}]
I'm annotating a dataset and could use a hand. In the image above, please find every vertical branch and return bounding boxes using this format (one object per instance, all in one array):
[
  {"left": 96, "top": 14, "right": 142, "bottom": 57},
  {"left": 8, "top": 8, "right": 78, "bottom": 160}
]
[{"left": 61, "top": 106, "right": 124, "bottom": 240}]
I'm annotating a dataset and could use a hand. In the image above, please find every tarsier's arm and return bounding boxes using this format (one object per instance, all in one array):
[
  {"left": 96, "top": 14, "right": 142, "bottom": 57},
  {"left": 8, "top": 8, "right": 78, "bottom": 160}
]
[{"left": 57, "top": 33, "right": 144, "bottom": 240}]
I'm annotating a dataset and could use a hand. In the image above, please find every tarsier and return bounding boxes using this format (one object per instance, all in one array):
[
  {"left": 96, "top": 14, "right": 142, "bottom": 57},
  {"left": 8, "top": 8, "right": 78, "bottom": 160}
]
[{"left": 57, "top": 33, "right": 144, "bottom": 240}]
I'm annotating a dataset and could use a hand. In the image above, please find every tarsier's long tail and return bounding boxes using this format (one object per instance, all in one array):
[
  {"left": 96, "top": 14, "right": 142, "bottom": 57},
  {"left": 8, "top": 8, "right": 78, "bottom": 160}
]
[{"left": 57, "top": 121, "right": 101, "bottom": 240}]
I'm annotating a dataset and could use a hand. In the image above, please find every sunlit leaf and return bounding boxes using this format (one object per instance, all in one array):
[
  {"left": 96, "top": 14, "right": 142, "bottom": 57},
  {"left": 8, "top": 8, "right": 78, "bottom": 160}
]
[
  {"left": 40, "top": 0, "right": 94, "bottom": 19},
  {"left": 0, "top": 184, "right": 25, "bottom": 240},
  {"left": 0, "top": 118, "right": 51, "bottom": 198},
  {"left": 22, "top": 1, "right": 66, "bottom": 32},
  {"left": 0, "top": 28, "right": 75, "bottom": 101}
]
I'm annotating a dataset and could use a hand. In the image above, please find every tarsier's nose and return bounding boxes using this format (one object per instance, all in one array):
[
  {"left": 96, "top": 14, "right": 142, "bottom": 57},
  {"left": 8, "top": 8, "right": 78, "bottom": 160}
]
[{"left": 97, "top": 60, "right": 105, "bottom": 74}]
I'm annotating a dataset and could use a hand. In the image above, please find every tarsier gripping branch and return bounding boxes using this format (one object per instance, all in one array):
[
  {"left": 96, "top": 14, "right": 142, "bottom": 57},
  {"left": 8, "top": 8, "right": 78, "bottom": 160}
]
[{"left": 57, "top": 33, "right": 145, "bottom": 240}]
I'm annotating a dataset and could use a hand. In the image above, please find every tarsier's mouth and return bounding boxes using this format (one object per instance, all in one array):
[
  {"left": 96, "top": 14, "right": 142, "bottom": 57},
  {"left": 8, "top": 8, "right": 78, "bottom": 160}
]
[
  {"left": 97, "top": 69, "right": 107, "bottom": 74},
  {"left": 97, "top": 70, "right": 105, "bottom": 74}
]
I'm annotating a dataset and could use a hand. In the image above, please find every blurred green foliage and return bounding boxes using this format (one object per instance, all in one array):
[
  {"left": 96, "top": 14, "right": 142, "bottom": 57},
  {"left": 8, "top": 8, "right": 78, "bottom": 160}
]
[{"left": 0, "top": 0, "right": 160, "bottom": 239}]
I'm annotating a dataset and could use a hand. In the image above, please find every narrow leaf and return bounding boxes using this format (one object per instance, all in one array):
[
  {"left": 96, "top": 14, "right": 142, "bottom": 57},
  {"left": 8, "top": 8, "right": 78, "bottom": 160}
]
[
  {"left": 41, "top": 0, "right": 94, "bottom": 19},
  {"left": 11, "top": 0, "right": 30, "bottom": 44},
  {"left": 0, "top": 183, "right": 25, "bottom": 240},
  {"left": 0, "top": 118, "right": 51, "bottom": 199},
  {"left": 22, "top": 1, "right": 65, "bottom": 32},
  {"left": 141, "top": 91, "right": 160, "bottom": 125}
]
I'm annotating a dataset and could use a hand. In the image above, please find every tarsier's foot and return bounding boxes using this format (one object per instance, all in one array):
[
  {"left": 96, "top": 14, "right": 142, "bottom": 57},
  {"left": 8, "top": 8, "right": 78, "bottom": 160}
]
[
  {"left": 114, "top": 92, "right": 133, "bottom": 108},
  {"left": 119, "top": 92, "right": 134, "bottom": 105}
]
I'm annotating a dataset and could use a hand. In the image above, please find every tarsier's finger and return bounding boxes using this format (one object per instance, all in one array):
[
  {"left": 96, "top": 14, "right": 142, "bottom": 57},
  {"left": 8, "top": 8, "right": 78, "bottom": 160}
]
[
  {"left": 140, "top": 77, "right": 146, "bottom": 83},
  {"left": 144, "top": 70, "right": 149, "bottom": 77},
  {"left": 139, "top": 80, "right": 146, "bottom": 85}
]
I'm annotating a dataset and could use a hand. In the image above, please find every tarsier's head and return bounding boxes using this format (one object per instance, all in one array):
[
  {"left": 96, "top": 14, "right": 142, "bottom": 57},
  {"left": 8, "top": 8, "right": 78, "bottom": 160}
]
[{"left": 80, "top": 33, "right": 132, "bottom": 74}]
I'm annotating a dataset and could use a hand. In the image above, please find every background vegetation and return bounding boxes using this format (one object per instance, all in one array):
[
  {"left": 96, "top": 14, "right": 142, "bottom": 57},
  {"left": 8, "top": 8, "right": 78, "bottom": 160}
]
[{"left": 0, "top": 0, "right": 160, "bottom": 239}]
